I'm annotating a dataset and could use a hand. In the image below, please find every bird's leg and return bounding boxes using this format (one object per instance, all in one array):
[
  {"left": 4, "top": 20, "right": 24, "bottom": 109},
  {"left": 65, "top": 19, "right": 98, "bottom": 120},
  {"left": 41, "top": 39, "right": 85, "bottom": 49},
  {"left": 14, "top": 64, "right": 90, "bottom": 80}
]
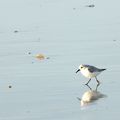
[
  {"left": 95, "top": 82, "right": 100, "bottom": 91},
  {"left": 85, "top": 84, "right": 92, "bottom": 90},
  {"left": 95, "top": 77, "right": 100, "bottom": 85},
  {"left": 85, "top": 79, "right": 91, "bottom": 85}
]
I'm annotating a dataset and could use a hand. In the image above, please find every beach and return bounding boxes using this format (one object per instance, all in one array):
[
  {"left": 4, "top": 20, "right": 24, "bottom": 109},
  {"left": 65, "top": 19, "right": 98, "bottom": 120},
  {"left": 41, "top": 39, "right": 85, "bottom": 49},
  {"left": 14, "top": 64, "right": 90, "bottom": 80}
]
[{"left": 0, "top": 0, "right": 120, "bottom": 119}]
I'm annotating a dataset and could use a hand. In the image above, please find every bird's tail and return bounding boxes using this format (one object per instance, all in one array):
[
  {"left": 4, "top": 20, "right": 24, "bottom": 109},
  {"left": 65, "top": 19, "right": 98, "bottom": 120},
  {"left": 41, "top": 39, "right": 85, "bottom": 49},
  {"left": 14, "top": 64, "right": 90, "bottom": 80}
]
[{"left": 100, "top": 69, "right": 106, "bottom": 71}]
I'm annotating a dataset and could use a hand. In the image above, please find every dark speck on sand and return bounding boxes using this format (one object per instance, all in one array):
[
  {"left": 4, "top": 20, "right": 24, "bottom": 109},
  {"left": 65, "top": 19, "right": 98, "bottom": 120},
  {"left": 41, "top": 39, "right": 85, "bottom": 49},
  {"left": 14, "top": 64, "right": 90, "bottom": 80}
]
[
  {"left": 8, "top": 85, "right": 12, "bottom": 88},
  {"left": 86, "top": 4, "right": 95, "bottom": 7},
  {"left": 14, "top": 30, "right": 19, "bottom": 33}
]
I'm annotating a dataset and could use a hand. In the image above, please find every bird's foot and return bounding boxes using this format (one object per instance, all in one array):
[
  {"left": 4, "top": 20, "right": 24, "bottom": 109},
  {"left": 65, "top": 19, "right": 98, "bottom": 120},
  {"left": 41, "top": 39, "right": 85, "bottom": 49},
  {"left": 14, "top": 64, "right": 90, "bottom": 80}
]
[{"left": 85, "top": 83, "right": 88, "bottom": 86}]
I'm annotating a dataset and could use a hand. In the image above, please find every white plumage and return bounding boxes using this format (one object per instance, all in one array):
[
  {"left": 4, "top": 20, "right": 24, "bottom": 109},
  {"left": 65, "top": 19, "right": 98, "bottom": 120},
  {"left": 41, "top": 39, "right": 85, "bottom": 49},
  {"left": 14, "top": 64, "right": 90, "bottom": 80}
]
[{"left": 76, "top": 64, "right": 106, "bottom": 85}]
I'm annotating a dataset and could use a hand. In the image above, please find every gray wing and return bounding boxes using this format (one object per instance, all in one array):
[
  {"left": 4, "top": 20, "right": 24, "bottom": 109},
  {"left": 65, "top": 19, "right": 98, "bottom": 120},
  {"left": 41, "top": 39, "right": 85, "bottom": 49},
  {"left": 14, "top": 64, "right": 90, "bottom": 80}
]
[{"left": 84, "top": 65, "right": 101, "bottom": 73}]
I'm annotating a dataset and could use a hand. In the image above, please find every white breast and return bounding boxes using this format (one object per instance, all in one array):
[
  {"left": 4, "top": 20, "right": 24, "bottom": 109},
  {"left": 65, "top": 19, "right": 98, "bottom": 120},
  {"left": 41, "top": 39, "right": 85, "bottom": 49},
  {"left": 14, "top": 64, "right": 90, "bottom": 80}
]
[{"left": 80, "top": 68, "right": 100, "bottom": 78}]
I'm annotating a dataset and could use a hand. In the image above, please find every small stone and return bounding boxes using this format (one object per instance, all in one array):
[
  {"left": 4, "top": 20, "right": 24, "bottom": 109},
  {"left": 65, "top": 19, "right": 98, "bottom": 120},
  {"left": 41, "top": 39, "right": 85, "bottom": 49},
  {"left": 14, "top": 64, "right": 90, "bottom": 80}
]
[
  {"left": 28, "top": 52, "right": 31, "bottom": 54},
  {"left": 14, "top": 30, "right": 19, "bottom": 33},
  {"left": 46, "top": 57, "right": 50, "bottom": 59},
  {"left": 73, "top": 8, "right": 76, "bottom": 10},
  {"left": 9, "top": 85, "right": 12, "bottom": 88},
  {"left": 86, "top": 4, "right": 95, "bottom": 8}
]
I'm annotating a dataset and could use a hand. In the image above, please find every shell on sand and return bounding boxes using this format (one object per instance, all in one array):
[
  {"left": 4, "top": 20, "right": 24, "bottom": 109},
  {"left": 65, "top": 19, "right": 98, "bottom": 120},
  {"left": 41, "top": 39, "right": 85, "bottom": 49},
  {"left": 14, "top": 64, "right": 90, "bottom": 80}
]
[{"left": 35, "top": 54, "right": 45, "bottom": 60}]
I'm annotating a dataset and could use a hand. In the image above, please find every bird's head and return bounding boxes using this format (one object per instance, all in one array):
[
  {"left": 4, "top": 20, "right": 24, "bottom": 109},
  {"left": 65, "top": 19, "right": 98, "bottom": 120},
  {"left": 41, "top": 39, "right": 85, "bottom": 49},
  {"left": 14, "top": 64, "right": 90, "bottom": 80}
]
[{"left": 76, "top": 64, "right": 84, "bottom": 73}]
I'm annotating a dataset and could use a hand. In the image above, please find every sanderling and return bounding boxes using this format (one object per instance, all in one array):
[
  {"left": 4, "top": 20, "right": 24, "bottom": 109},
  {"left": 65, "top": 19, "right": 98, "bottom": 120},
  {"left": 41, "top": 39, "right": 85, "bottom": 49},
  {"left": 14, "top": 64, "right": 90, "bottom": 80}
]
[{"left": 76, "top": 64, "right": 106, "bottom": 85}]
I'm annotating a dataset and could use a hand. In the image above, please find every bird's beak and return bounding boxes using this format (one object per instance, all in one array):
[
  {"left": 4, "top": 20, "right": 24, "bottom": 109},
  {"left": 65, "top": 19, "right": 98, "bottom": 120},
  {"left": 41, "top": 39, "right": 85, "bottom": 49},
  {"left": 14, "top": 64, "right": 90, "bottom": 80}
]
[
  {"left": 76, "top": 69, "right": 80, "bottom": 73},
  {"left": 77, "top": 97, "right": 81, "bottom": 101}
]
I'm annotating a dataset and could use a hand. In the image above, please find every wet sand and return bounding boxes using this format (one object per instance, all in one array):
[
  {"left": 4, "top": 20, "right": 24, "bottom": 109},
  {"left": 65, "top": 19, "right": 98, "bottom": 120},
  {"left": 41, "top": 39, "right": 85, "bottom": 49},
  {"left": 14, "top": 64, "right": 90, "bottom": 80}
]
[{"left": 0, "top": 0, "right": 120, "bottom": 120}]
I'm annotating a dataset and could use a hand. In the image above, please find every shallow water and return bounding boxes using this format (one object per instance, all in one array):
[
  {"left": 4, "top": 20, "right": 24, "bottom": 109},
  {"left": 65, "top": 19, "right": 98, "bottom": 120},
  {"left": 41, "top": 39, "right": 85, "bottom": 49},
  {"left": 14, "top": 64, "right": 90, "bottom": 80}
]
[{"left": 0, "top": 0, "right": 120, "bottom": 120}]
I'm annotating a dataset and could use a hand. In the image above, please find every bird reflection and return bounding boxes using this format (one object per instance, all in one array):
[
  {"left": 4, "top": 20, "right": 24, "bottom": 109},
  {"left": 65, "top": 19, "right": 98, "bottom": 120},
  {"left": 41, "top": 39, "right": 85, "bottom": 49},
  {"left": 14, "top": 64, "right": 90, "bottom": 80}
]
[{"left": 77, "top": 84, "right": 106, "bottom": 106}]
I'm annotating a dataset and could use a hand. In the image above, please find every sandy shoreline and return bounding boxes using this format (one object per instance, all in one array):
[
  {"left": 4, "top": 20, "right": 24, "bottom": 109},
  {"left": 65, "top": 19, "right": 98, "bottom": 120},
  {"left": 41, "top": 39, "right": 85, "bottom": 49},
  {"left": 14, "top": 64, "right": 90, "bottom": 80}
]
[{"left": 0, "top": 0, "right": 120, "bottom": 120}]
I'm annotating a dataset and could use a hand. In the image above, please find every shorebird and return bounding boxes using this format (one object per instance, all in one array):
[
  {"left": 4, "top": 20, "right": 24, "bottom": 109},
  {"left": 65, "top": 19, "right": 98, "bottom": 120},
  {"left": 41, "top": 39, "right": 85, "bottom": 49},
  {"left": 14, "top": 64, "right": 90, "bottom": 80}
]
[{"left": 76, "top": 64, "right": 106, "bottom": 85}]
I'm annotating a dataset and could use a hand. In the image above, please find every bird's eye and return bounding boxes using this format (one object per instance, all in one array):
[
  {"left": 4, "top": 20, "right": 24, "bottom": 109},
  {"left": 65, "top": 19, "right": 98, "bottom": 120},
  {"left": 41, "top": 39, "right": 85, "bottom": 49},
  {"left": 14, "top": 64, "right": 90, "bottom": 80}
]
[{"left": 81, "top": 67, "right": 83, "bottom": 69}]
